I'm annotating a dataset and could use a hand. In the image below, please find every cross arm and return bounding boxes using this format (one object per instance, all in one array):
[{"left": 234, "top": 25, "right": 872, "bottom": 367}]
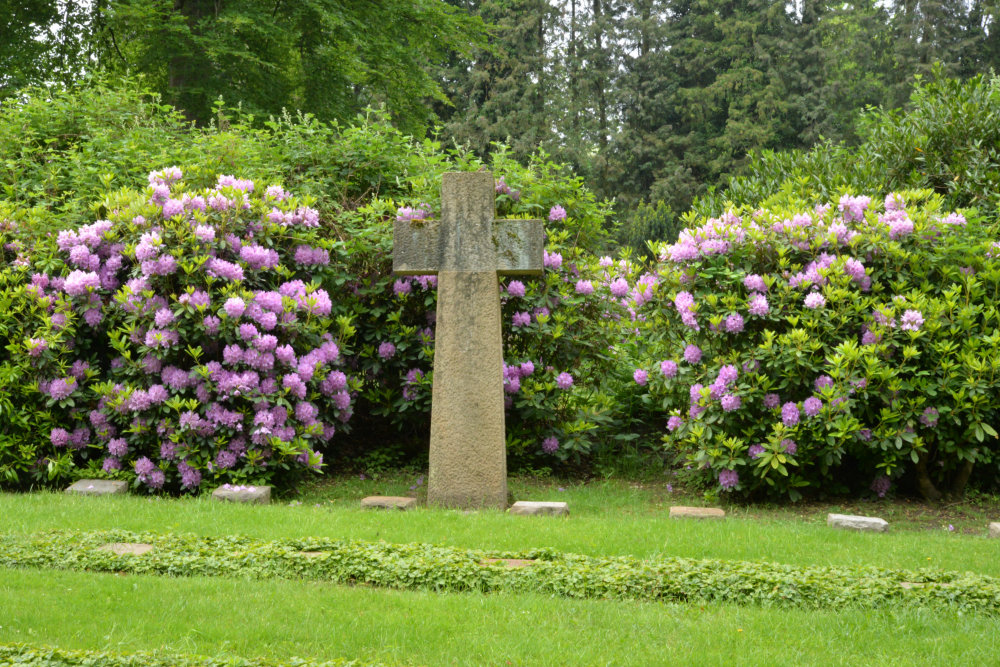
[
  {"left": 393, "top": 219, "right": 441, "bottom": 276},
  {"left": 492, "top": 219, "right": 544, "bottom": 276}
]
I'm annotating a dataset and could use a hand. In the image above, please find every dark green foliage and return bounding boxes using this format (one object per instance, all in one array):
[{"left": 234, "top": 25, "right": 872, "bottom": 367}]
[
  {"left": 3, "top": 529, "right": 1000, "bottom": 615},
  {"left": 616, "top": 200, "right": 682, "bottom": 258},
  {"left": 704, "top": 67, "right": 1000, "bottom": 219},
  {"left": 6, "top": 1, "right": 487, "bottom": 133},
  {"left": 0, "top": 643, "right": 378, "bottom": 667}
]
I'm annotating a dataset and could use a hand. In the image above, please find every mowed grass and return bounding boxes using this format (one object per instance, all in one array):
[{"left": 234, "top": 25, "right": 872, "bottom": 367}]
[
  {"left": 2, "top": 484, "right": 999, "bottom": 577},
  {"left": 1, "top": 567, "right": 998, "bottom": 667}
]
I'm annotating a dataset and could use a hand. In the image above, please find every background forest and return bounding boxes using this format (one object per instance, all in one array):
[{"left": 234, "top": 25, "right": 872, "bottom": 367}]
[{"left": 5, "top": 0, "right": 1000, "bottom": 234}]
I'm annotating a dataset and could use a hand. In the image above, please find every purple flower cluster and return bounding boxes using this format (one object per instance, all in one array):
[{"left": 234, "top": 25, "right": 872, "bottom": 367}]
[
  {"left": 683, "top": 345, "right": 702, "bottom": 365},
  {"left": 747, "top": 294, "right": 769, "bottom": 317},
  {"left": 838, "top": 194, "right": 871, "bottom": 223},
  {"left": 674, "top": 292, "right": 699, "bottom": 330},
  {"left": 881, "top": 209, "right": 914, "bottom": 240},
  {"left": 900, "top": 309, "right": 924, "bottom": 331},
  {"left": 919, "top": 407, "right": 939, "bottom": 428},
  {"left": 781, "top": 402, "right": 800, "bottom": 427},
  {"left": 556, "top": 372, "right": 574, "bottom": 390},
  {"left": 718, "top": 469, "right": 739, "bottom": 490}
]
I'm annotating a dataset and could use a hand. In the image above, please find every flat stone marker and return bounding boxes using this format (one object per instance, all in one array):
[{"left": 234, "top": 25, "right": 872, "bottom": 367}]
[
  {"left": 394, "top": 171, "right": 544, "bottom": 509},
  {"left": 65, "top": 479, "right": 128, "bottom": 496},
  {"left": 989, "top": 522, "right": 1000, "bottom": 538},
  {"left": 360, "top": 496, "right": 417, "bottom": 511},
  {"left": 98, "top": 542, "right": 154, "bottom": 556},
  {"left": 669, "top": 506, "right": 725, "bottom": 519},
  {"left": 827, "top": 513, "right": 889, "bottom": 532},
  {"left": 212, "top": 484, "right": 271, "bottom": 504},
  {"left": 508, "top": 501, "right": 569, "bottom": 516}
]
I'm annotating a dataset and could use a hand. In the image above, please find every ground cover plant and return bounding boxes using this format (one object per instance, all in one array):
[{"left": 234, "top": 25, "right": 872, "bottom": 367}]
[{"left": 5, "top": 528, "right": 1000, "bottom": 614}]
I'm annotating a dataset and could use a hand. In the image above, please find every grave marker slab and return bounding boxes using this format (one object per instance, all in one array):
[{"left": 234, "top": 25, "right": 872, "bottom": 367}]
[
  {"left": 509, "top": 501, "right": 569, "bottom": 516},
  {"left": 827, "top": 513, "right": 889, "bottom": 532},
  {"left": 989, "top": 522, "right": 1000, "bottom": 538},
  {"left": 98, "top": 542, "right": 154, "bottom": 556},
  {"left": 360, "top": 496, "right": 417, "bottom": 510},
  {"left": 394, "top": 171, "right": 544, "bottom": 509},
  {"left": 669, "top": 506, "right": 726, "bottom": 519},
  {"left": 65, "top": 479, "right": 128, "bottom": 496},
  {"left": 211, "top": 484, "right": 271, "bottom": 504}
]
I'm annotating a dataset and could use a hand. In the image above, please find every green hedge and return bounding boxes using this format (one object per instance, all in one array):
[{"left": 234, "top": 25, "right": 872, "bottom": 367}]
[
  {"left": 2, "top": 530, "right": 998, "bottom": 615},
  {"left": 0, "top": 643, "right": 382, "bottom": 666}
]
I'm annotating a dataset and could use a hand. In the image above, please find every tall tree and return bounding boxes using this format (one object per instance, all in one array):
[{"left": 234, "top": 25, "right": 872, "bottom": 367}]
[
  {"left": 1, "top": 0, "right": 93, "bottom": 99},
  {"left": 87, "top": 0, "right": 487, "bottom": 131},
  {"left": 436, "top": 0, "right": 558, "bottom": 158}
]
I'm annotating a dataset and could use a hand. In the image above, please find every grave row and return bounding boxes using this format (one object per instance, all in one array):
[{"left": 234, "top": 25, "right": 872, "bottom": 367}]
[{"left": 64, "top": 479, "right": 1000, "bottom": 535}]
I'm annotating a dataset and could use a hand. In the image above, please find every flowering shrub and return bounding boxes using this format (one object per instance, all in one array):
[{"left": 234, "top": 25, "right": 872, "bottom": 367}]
[
  {"left": 354, "top": 165, "right": 630, "bottom": 467},
  {"left": 4, "top": 169, "right": 356, "bottom": 491},
  {"left": 631, "top": 190, "right": 1000, "bottom": 499}
]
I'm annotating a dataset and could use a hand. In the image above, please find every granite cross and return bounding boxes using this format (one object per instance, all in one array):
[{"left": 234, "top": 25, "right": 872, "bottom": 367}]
[{"left": 393, "top": 171, "right": 545, "bottom": 508}]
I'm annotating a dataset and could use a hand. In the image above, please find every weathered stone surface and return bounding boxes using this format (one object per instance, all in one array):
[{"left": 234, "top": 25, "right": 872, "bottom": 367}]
[
  {"left": 428, "top": 269, "right": 507, "bottom": 509},
  {"left": 669, "top": 506, "right": 726, "bottom": 519},
  {"left": 394, "top": 219, "right": 543, "bottom": 276},
  {"left": 827, "top": 513, "right": 889, "bottom": 532},
  {"left": 393, "top": 171, "right": 545, "bottom": 510},
  {"left": 989, "top": 522, "right": 1000, "bottom": 538},
  {"left": 360, "top": 495, "right": 417, "bottom": 510},
  {"left": 65, "top": 479, "right": 128, "bottom": 496},
  {"left": 98, "top": 542, "right": 153, "bottom": 556},
  {"left": 211, "top": 484, "right": 271, "bottom": 504},
  {"left": 508, "top": 501, "right": 569, "bottom": 516}
]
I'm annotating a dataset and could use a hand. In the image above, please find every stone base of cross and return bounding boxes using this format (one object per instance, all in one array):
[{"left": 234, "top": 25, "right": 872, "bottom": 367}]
[{"left": 394, "top": 171, "right": 545, "bottom": 509}]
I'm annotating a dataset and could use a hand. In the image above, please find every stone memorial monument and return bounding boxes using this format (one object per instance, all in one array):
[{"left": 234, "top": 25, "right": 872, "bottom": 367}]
[{"left": 394, "top": 171, "right": 544, "bottom": 508}]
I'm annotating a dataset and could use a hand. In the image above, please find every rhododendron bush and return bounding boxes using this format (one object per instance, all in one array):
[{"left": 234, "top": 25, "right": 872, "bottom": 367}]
[
  {"left": 628, "top": 191, "right": 1000, "bottom": 500},
  {"left": 2, "top": 168, "right": 354, "bottom": 491}
]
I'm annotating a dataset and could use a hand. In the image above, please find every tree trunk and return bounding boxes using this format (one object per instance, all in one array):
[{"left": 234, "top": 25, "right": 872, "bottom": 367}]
[
  {"left": 914, "top": 450, "right": 943, "bottom": 501},
  {"left": 948, "top": 458, "right": 975, "bottom": 499}
]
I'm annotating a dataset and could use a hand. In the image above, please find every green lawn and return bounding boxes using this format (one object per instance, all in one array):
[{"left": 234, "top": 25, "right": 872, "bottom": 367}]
[
  {"left": 2, "top": 488, "right": 998, "bottom": 576},
  {"left": 2, "top": 479, "right": 999, "bottom": 666},
  {"left": 2, "top": 568, "right": 998, "bottom": 667}
]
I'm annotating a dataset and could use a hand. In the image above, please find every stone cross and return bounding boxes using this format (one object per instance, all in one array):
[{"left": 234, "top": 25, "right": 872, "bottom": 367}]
[{"left": 394, "top": 171, "right": 545, "bottom": 508}]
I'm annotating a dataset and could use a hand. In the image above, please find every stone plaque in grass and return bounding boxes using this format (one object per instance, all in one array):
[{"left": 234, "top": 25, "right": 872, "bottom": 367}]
[
  {"left": 65, "top": 479, "right": 128, "bottom": 496},
  {"left": 669, "top": 506, "right": 725, "bottom": 519},
  {"left": 508, "top": 501, "right": 569, "bottom": 516},
  {"left": 990, "top": 522, "right": 1000, "bottom": 538},
  {"left": 211, "top": 484, "right": 271, "bottom": 504},
  {"left": 827, "top": 513, "right": 889, "bottom": 532},
  {"left": 98, "top": 542, "right": 154, "bottom": 556},
  {"left": 361, "top": 496, "right": 417, "bottom": 510}
]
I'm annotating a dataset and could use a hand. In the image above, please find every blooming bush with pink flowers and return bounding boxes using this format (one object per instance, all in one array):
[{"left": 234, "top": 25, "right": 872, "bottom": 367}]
[
  {"left": 2, "top": 169, "right": 355, "bottom": 491},
  {"left": 628, "top": 190, "right": 1000, "bottom": 500}
]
